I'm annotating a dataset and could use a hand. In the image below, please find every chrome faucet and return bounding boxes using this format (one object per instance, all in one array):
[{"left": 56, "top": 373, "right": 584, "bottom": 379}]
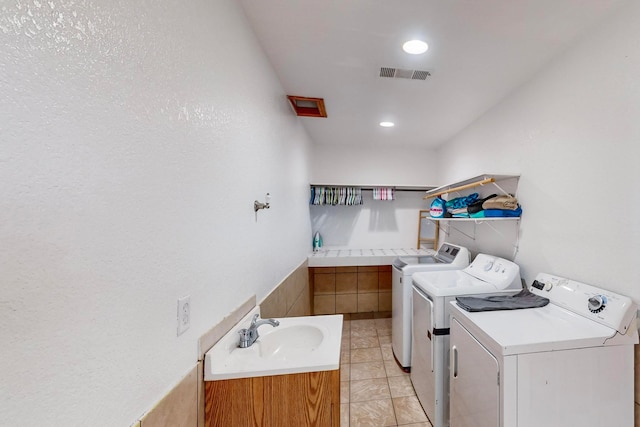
[{"left": 238, "top": 314, "right": 280, "bottom": 348}]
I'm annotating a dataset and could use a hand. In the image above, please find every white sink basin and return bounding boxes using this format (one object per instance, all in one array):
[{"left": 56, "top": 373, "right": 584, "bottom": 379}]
[
  {"left": 204, "top": 308, "right": 343, "bottom": 381},
  {"left": 258, "top": 324, "right": 324, "bottom": 359}
]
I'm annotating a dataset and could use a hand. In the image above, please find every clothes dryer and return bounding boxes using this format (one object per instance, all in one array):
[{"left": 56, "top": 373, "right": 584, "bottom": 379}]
[{"left": 449, "top": 273, "right": 638, "bottom": 427}]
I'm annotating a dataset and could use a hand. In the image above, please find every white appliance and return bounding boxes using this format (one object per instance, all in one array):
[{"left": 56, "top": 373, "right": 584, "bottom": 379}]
[
  {"left": 392, "top": 243, "right": 470, "bottom": 369},
  {"left": 449, "top": 272, "right": 638, "bottom": 427},
  {"left": 411, "top": 254, "right": 521, "bottom": 427}
]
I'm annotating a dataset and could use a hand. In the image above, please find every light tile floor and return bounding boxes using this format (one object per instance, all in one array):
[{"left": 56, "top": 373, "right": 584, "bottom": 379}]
[{"left": 341, "top": 318, "right": 433, "bottom": 427}]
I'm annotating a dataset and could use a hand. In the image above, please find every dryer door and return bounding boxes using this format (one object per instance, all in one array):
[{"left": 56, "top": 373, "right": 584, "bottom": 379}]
[
  {"left": 410, "top": 286, "right": 436, "bottom": 422},
  {"left": 450, "top": 318, "right": 500, "bottom": 427}
]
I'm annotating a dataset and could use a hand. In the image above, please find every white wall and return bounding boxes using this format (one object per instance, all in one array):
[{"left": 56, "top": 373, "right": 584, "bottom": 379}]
[
  {"left": 309, "top": 144, "right": 438, "bottom": 250},
  {"left": 436, "top": 1, "right": 640, "bottom": 300},
  {"left": 310, "top": 190, "right": 432, "bottom": 250},
  {"left": 311, "top": 144, "right": 439, "bottom": 187},
  {"left": 0, "top": 1, "right": 312, "bottom": 425}
]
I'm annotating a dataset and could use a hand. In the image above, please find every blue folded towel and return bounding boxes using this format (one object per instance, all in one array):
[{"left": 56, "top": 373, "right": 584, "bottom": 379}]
[
  {"left": 484, "top": 205, "right": 522, "bottom": 217},
  {"left": 470, "top": 205, "right": 522, "bottom": 218}
]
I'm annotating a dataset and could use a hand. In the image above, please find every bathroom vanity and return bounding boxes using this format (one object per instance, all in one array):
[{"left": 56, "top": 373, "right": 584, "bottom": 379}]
[
  {"left": 205, "top": 369, "right": 339, "bottom": 426},
  {"left": 204, "top": 310, "right": 343, "bottom": 427}
]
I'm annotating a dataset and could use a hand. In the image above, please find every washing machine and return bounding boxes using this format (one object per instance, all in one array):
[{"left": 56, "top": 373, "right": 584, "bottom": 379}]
[
  {"left": 392, "top": 242, "right": 470, "bottom": 370},
  {"left": 448, "top": 272, "right": 638, "bottom": 427},
  {"left": 410, "top": 254, "right": 522, "bottom": 427}
]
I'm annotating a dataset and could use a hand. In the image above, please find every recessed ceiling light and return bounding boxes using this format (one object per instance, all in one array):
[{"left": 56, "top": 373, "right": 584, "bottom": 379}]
[
  {"left": 402, "top": 40, "right": 429, "bottom": 55},
  {"left": 379, "top": 121, "right": 395, "bottom": 127}
]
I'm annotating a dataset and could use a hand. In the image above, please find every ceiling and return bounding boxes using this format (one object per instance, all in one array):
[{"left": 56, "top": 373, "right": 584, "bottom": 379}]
[{"left": 238, "top": 0, "right": 623, "bottom": 149}]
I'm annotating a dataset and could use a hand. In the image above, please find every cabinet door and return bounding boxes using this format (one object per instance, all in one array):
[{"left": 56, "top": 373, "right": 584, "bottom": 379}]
[
  {"left": 450, "top": 319, "right": 500, "bottom": 427},
  {"left": 205, "top": 369, "right": 339, "bottom": 427}
]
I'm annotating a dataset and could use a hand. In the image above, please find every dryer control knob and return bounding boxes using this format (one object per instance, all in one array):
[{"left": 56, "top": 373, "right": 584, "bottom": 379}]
[
  {"left": 484, "top": 261, "right": 494, "bottom": 271},
  {"left": 588, "top": 295, "right": 607, "bottom": 313}
]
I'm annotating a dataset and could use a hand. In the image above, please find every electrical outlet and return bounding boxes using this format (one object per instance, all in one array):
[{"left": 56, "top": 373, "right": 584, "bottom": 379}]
[{"left": 177, "top": 295, "right": 191, "bottom": 336}]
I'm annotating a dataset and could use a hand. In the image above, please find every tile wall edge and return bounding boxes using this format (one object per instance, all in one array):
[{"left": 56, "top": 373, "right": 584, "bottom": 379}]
[{"left": 197, "top": 294, "right": 256, "bottom": 361}]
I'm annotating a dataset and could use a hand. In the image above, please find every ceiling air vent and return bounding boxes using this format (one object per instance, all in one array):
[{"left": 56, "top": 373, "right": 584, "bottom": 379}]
[
  {"left": 287, "top": 96, "right": 327, "bottom": 118},
  {"left": 380, "top": 67, "right": 396, "bottom": 78},
  {"left": 379, "top": 67, "right": 431, "bottom": 81}
]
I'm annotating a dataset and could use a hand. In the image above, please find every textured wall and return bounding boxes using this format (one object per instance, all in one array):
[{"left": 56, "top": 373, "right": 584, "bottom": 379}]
[
  {"left": 310, "top": 144, "right": 439, "bottom": 187},
  {"left": 435, "top": 0, "right": 640, "bottom": 298},
  {"left": 436, "top": 4, "right": 640, "bottom": 420},
  {"left": 308, "top": 144, "right": 438, "bottom": 251},
  {"left": 0, "top": 0, "right": 312, "bottom": 425}
]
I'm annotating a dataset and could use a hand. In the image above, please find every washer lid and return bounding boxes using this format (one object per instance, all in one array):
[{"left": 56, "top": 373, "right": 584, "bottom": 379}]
[
  {"left": 393, "top": 255, "right": 439, "bottom": 270},
  {"left": 392, "top": 244, "right": 470, "bottom": 273},
  {"left": 449, "top": 301, "right": 632, "bottom": 356}
]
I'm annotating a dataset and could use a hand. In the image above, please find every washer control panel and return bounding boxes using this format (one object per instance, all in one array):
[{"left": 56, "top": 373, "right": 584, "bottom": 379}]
[
  {"left": 530, "top": 273, "right": 636, "bottom": 334},
  {"left": 465, "top": 253, "right": 521, "bottom": 290}
]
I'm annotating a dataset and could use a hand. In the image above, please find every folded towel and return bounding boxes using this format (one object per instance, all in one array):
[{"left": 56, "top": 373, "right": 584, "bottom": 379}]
[
  {"left": 456, "top": 289, "right": 549, "bottom": 312},
  {"left": 483, "top": 195, "right": 518, "bottom": 210},
  {"left": 467, "top": 194, "right": 497, "bottom": 214},
  {"left": 484, "top": 206, "right": 522, "bottom": 217},
  {"left": 469, "top": 206, "right": 522, "bottom": 218}
]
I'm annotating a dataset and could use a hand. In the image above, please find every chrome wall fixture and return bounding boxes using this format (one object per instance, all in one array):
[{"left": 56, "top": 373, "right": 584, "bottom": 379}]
[{"left": 254, "top": 193, "right": 271, "bottom": 212}]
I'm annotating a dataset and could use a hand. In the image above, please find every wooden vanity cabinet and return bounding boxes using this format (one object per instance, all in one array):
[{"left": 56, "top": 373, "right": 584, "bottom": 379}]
[{"left": 205, "top": 368, "right": 340, "bottom": 427}]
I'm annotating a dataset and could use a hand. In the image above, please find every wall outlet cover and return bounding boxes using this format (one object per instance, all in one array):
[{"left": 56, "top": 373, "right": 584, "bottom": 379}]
[{"left": 177, "top": 295, "right": 191, "bottom": 336}]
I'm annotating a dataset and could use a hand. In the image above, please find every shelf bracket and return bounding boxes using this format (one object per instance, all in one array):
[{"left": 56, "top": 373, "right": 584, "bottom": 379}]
[
  {"left": 473, "top": 219, "right": 506, "bottom": 238},
  {"left": 472, "top": 219, "right": 521, "bottom": 259},
  {"left": 490, "top": 181, "right": 512, "bottom": 197},
  {"left": 430, "top": 217, "right": 521, "bottom": 260},
  {"left": 438, "top": 221, "right": 477, "bottom": 241}
]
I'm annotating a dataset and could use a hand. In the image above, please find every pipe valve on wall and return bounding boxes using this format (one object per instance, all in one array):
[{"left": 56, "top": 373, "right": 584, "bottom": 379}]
[{"left": 254, "top": 193, "right": 271, "bottom": 212}]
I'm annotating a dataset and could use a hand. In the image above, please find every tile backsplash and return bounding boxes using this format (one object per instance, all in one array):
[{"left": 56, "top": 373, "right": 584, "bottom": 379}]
[
  {"left": 139, "top": 366, "right": 198, "bottom": 427},
  {"left": 311, "top": 265, "right": 391, "bottom": 316},
  {"left": 260, "top": 260, "right": 311, "bottom": 318}
]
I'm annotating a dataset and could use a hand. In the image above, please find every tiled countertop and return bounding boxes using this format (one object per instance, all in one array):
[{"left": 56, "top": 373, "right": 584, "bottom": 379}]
[{"left": 308, "top": 248, "right": 436, "bottom": 267}]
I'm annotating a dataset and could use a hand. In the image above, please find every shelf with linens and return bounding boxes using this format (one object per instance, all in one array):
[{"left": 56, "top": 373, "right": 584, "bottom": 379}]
[
  {"left": 422, "top": 174, "right": 522, "bottom": 257},
  {"left": 423, "top": 174, "right": 520, "bottom": 220}
]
